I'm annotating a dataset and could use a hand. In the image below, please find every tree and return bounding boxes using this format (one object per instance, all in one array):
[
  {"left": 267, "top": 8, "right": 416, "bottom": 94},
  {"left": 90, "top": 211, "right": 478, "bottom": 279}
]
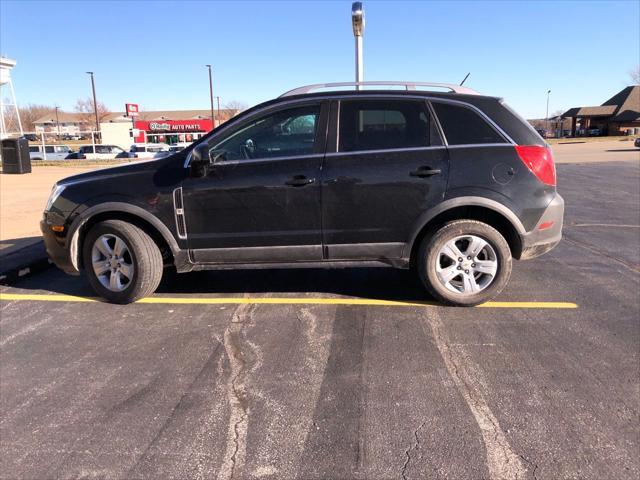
[
  {"left": 2, "top": 102, "right": 54, "bottom": 133},
  {"left": 224, "top": 100, "right": 248, "bottom": 115},
  {"left": 74, "top": 97, "right": 111, "bottom": 129},
  {"left": 629, "top": 65, "right": 640, "bottom": 85}
]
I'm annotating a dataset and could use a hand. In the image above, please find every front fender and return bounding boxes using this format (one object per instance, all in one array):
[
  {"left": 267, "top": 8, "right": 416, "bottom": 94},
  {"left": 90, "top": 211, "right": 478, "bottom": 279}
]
[{"left": 66, "top": 201, "right": 182, "bottom": 272}]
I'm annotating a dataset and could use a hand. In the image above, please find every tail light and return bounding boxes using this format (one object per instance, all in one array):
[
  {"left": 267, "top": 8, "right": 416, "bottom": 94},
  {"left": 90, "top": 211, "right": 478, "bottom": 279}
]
[{"left": 515, "top": 145, "right": 556, "bottom": 186}]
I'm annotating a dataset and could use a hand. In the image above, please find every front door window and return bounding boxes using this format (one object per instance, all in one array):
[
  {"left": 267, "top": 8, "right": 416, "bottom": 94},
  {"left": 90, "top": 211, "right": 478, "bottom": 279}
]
[{"left": 210, "top": 105, "right": 320, "bottom": 161}]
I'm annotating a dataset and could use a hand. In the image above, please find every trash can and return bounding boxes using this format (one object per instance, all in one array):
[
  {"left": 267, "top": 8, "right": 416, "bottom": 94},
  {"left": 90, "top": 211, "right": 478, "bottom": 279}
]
[{"left": 1, "top": 137, "right": 31, "bottom": 174}]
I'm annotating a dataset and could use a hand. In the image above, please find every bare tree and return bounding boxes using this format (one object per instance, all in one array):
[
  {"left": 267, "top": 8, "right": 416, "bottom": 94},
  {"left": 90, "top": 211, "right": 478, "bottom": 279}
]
[
  {"left": 629, "top": 65, "right": 640, "bottom": 85},
  {"left": 74, "top": 97, "right": 111, "bottom": 129},
  {"left": 224, "top": 100, "right": 249, "bottom": 115},
  {"left": 2, "top": 102, "right": 54, "bottom": 132}
]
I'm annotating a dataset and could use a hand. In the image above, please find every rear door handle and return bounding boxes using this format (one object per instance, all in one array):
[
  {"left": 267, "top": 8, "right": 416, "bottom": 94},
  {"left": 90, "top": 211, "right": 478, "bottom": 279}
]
[
  {"left": 410, "top": 166, "right": 442, "bottom": 178},
  {"left": 285, "top": 175, "right": 315, "bottom": 187}
]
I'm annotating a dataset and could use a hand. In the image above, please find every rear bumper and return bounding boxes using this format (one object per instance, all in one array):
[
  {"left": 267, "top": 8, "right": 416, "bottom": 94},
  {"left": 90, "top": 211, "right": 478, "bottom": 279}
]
[
  {"left": 518, "top": 194, "right": 564, "bottom": 259},
  {"left": 40, "top": 218, "right": 79, "bottom": 275}
]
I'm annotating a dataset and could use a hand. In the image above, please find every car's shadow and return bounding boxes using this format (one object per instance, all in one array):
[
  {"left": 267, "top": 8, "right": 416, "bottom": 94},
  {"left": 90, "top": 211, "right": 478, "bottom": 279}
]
[{"left": 13, "top": 265, "right": 436, "bottom": 304}]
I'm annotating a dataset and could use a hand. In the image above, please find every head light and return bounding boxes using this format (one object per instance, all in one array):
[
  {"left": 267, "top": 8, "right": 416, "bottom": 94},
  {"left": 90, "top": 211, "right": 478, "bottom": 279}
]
[{"left": 45, "top": 184, "right": 66, "bottom": 211}]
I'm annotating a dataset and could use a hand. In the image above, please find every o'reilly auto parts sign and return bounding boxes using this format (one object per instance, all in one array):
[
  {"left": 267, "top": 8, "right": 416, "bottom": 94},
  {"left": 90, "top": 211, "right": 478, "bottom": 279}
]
[{"left": 138, "top": 120, "right": 212, "bottom": 132}]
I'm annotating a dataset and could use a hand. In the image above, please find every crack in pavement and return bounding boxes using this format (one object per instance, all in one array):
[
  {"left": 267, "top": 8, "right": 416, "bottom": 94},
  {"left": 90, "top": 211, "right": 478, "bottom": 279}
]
[
  {"left": 422, "top": 308, "right": 527, "bottom": 480},
  {"left": 219, "top": 302, "right": 256, "bottom": 480},
  {"left": 518, "top": 454, "right": 539, "bottom": 480},
  {"left": 400, "top": 420, "right": 427, "bottom": 480}
]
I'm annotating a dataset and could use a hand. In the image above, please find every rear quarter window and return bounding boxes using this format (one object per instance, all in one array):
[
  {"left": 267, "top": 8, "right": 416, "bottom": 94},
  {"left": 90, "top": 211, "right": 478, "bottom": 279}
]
[{"left": 432, "top": 102, "right": 507, "bottom": 145}]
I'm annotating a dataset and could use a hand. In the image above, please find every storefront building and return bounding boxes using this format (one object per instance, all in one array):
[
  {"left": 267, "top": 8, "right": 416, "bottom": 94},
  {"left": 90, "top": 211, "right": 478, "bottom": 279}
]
[{"left": 132, "top": 118, "right": 213, "bottom": 144}]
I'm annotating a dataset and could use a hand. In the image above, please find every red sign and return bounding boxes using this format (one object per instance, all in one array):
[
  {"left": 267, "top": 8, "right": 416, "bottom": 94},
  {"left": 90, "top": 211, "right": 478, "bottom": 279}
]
[
  {"left": 135, "top": 119, "right": 212, "bottom": 132},
  {"left": 125, "top": 103, "right": 139, "bottom": 117}
]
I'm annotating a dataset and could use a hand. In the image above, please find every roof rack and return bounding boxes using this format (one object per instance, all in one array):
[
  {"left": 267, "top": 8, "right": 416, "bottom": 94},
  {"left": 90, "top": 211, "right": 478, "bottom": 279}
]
[{"left": 279, "top": 81, "right": 480, "bottom": 98}]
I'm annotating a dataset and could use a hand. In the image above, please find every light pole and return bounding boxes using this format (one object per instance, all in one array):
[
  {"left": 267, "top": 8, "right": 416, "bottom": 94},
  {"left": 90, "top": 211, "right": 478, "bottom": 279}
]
[
  {"left": 352, "top": 2, "right": 365, "bottom": 88},
  {"left": 54, "top": 106, "right": 60, "bottom": 138},
  {"left": 545, "top": 89, "right": 551, "bottom": 136},
  {"left": 206, "top": 65, "right": 215, "bottom": 129},
  {"left": 86, "top": 71, "right": 100, "bottom": 135}
]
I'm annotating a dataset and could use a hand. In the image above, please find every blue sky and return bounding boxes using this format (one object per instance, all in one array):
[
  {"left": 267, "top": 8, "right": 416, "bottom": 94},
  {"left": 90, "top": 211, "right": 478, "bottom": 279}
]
[{"left": 1, "top": 0, "right": 638, "bottom": 119}]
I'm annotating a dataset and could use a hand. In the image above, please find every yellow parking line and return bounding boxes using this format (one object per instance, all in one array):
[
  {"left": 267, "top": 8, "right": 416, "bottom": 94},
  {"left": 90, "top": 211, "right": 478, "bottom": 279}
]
[{"left": 0, "top": 293, "right": 577, "bottom": 309}]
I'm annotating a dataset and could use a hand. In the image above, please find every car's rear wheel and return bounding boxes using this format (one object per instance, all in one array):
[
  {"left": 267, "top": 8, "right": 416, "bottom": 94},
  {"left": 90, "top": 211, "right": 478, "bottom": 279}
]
[
  {"left": 82, "top": 220, "right": 163, "bottom": 304},
  {"left": 418, "top": 220, "right": 512, "bottom": 306}
]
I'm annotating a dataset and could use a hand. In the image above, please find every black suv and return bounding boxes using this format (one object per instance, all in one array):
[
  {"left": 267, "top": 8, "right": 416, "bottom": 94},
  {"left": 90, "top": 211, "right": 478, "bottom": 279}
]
[{"left": 41, "top": 82, "right": 564, "bottom": 306}]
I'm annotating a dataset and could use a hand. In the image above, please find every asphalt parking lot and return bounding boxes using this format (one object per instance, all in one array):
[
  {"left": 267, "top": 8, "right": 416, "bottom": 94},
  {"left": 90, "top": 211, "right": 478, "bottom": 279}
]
[{"left": 1, "top": 147, "right": 639, "bottom": 479}]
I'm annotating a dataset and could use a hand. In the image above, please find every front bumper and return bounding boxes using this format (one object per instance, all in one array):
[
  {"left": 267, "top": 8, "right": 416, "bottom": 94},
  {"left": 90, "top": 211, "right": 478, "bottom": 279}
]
[
  {"left": 519, "top": 194, "right": 564, "bottom": 259},
  {"left": 40, "top": 217, "right": 79, "bottom": 275}
]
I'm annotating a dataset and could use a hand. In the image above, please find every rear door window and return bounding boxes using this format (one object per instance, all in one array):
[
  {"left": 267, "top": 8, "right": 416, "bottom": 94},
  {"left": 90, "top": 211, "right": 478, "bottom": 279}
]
[
  {"left": 431, "top": 102, "right": 507, "bottom": 145},
  {"left": 338, "top": 99, "right": 435, "bottom": 152},
  {"left": 45, "top": 146, "right": 55, "bottom": 153},
  {"left": 29, "top": 146, "right": 39, "bottom": 153}
]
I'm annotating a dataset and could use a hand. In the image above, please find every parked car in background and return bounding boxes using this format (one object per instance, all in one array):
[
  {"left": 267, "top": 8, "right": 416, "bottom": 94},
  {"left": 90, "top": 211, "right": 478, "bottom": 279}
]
[
  {"left": 168, "top": 142, "right": 192, "bottom": 152},
  {"left": 29, "top": 144, "right": 73, "bottom": 160},
  {"left": 634, "top": 137, "right": 640, "bottom": 148},
  {"left": 42, "top": 81, "right": 564, "bottom": 306},
  {"left": 129, "top": 143, "right": 170, "bottom": 159},
  {"left": 62, "top": 134, "right": 82, "bottom": 141},
  {"left": 587, "top": 128, "right": 601, "bottom": 136},
  {"left": 77, "top": 144, "right": 127, "bottom": 160}
]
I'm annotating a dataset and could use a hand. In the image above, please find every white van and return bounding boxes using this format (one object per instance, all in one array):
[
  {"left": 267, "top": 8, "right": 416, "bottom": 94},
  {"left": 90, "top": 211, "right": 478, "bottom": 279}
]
[
  {"left": 129, "top": 143, "right": 170, "bottom": 159},
  {"left": 29, "top": 144, "right": 72, "bottom": 160}
]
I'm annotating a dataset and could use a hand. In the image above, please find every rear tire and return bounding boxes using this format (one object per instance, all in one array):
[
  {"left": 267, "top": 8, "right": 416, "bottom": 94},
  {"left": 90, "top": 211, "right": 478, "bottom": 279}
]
[
  {"left": 82, "top": 220, "right": 163, "bottom": 304},
  {"left": 417, "top": 220, "right": 512, "bottom": 306}
]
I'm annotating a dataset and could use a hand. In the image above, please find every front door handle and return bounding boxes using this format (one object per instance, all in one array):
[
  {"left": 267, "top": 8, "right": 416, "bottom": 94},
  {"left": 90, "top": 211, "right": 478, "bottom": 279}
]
[
  {"left": 410, "top": 166, "right": 442, "bottom": 178},
  {"left": 285, "top": 175, "right": 315, "bottom": 187}
]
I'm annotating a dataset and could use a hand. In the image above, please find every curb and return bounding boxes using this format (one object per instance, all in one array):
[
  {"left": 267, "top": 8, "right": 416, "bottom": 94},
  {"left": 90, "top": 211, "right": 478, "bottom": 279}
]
[{"left": 0, "top": 240, "right": 52, "bottom": 285}]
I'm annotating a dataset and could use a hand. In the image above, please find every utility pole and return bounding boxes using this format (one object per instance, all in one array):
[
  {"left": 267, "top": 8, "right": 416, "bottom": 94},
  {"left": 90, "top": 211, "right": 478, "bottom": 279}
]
[
  {"left": 545, "top": 89, "right": 551, "bottom": 137},
  {"left": 54, "top": 106, "right": 60, "bottom": 138},
  {"left": 206, "top": 65, "right": 215, "bottom": 129},
  {"left": 86, "top": 71, "right": 100, "bottom": 136},
  {"left": 352, "top": 2, "right": 365, "bottom": 89}
]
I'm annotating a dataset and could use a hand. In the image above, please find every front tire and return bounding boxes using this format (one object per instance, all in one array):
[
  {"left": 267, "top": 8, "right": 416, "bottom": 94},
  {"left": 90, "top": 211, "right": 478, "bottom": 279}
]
[
  {"left": 417, "top": 220, "right": 512, "bottom": 306},
  {"left": 82, "top": 220, "right": 163, "bottom": 304}
]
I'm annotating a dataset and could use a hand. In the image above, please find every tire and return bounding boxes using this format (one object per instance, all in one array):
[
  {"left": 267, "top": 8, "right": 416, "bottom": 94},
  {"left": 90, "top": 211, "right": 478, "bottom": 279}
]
[
  {"left": 82, "top": 220, "right": 163, "bottom": 304},
  {"left": 417, "top": 220, "right": 512, "bottom": 306}
]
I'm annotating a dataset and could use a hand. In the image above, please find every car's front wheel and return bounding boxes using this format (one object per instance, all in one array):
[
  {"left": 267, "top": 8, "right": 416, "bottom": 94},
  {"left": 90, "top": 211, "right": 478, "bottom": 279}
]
[
  {"left": 418, "top": 220, "right": 512, "bottom": 306},
  {"left": 82, "top": 220, "right": 163, "bottom": 304}
]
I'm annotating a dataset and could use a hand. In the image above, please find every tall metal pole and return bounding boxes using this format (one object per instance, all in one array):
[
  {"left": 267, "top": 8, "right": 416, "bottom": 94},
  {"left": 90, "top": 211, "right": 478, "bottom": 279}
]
[
  {"left": 206, "top": 65, "right": 215, "bottom": 129},
  {"left": 545, "top": 89, "right": 551, "bottom": 136},
  {"left": 86, "top": 72, "right": 100, "bottom": 136},
  {"left": 352, "top": 2, "right": 365, "bottom": 89},
  {"left": 55, "top": 106, "right": 60, "bottom": 137}
]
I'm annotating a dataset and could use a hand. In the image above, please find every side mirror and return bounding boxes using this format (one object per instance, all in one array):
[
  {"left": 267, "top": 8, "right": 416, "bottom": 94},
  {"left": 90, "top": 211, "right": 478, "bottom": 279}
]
[{"left": 190, "top": 142, "right": 210, "bottom": 164}]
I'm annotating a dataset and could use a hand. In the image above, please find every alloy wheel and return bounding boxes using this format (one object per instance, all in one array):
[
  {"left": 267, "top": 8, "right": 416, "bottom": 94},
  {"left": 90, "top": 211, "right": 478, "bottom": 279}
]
[
  {"left": 435, "top": 234, "right": 498, "bottom": 295},
  {"left": 91, "top": 234, "right": 135, "bottom": 292}
]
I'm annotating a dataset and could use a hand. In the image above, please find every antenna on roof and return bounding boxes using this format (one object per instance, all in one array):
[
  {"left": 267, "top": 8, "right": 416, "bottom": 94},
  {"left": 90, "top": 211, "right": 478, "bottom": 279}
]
[{"left": 460, "top": 72, "right": 470, "bottom": 86}]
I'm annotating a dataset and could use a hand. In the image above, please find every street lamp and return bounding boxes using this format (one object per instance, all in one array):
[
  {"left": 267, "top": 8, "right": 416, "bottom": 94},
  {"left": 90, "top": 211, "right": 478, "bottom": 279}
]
[
  {"left": 86, "top": 71, "right": 100, "bottom": 134},
  {"left": 545, "top": 89, "right": 551, "bottom": 136},
  {"left": 54, "top": 106, "right": 60, "bottom": 137},
  {"left": 352, "top": 2, "right": 365, "bottom": 88},
  {"left": 206, "top": 65, "right": 215, "bottom": 129}
]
